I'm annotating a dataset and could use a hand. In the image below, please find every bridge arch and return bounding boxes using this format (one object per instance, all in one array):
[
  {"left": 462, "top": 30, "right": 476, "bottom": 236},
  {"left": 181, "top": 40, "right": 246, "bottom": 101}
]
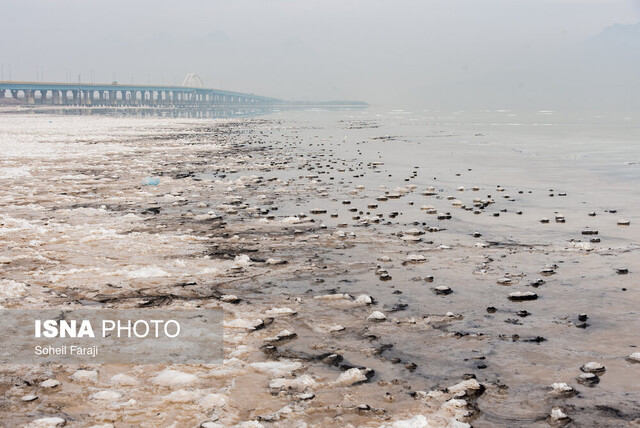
[{"left": 182, "top": 73, "right": 205, "bottom": 88}]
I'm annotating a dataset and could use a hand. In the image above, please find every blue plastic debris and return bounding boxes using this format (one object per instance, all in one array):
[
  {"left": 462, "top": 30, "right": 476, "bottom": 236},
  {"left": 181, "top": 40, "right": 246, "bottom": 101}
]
[{"left": 142, "top": 177, "right": 160, "bottom": 186}]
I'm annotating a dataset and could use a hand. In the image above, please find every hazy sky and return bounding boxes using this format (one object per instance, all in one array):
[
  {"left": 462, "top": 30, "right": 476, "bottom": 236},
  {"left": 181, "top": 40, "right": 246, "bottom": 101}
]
[{"left": 1, "top": 0, "right": 639, "bottom": 110}]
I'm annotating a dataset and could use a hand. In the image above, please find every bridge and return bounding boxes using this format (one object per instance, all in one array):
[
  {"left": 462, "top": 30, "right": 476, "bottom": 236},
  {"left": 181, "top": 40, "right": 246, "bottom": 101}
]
[{"left": 0, "top": 73, "right": 279, "bottom": 107}]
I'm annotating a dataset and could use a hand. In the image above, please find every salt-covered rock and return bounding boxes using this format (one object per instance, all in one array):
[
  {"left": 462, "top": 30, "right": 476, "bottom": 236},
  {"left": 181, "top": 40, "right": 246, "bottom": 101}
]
[
  {"left": 627, "top": 352, "right": 640, "bottom": 363},
  {"left": 153, "top": 369, "right": 197, "bottom": 387},
  {"left": 40, "top": 379, "right": 60, "bottom": 388},
  {"left": 110, "top": 373, "right": 139, "bottom": 386},
  {"left": 163, "top": 389, "right": 200, "bottom": 403},
  {"left": 433, "top": 285, "right": 452, "bottom": 295},
  {"left": 580, "top": 362, "right": 605, "bottom": 374},
  {"left": 250, "top": 361, "right": 302, "bottom": 376},
  {"left": 220, "top": 294, "right": 241, "bottom": 303},
  {"left": 71, "top": 369, "right": 98, "bottom": 383},
  {"left": 446, "top": 379, "right": 482, "bottom": 396},
  {"left": 28, "top": 417, "right": 66, "bottom": 428},
  {"left": 265, "top": 307, "right": 297, "bottom": 317},
  {"left": 334, "top": 368, "right": 368, "bottom": 386},
  {"left": 223, "top": 318, "right": 265, "bottom": 330},
  {"left": 355, "top": 294, "right": 373, "bottom": 305},
  {"left": 367, "top": 311, "right": 387, "bottom": 322},
  {"left": 199, "top": 393, "right": 227, "bottom": 409},
  {"left": 264, "top": 329, "right": 297, "bottom": 343},
  {"left": 577, "top": 373, "right": 599, "bottom": 386},
  {"left": 508, "top": 291, "right": 538, "bottom": 301},
  {"left": 550, "top": 383, "right": 575, "bottom": 396},
  {"left": 405, "top": 254, "right": 426, "bottom": 262},
  {"left": 268, "top": 375, "right": 316, "bottom": 392},
  {"left": 314, "top": 293, "right": 351, "bottom": 301},
  {"left": 550, "top": 407, "right": 570, "bottom": 422},
  {"left": 91, "top": 390, "right": 122, "bottom": 401}
]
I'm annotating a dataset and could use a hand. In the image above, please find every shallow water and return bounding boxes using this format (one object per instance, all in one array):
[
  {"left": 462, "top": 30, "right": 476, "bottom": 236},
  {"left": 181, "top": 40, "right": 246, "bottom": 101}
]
[{"left": 0, "top": 109, "right": 638, "bottom": 427}]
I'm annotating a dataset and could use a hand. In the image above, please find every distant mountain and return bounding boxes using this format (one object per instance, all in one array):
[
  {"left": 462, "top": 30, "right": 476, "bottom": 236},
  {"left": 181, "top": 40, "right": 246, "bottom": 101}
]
[
  {"left": 533, "top": 22, "right": 640, "bottom": 111},
  {"left": 587, "top": 23, "right": 640, "bottom": 48}
]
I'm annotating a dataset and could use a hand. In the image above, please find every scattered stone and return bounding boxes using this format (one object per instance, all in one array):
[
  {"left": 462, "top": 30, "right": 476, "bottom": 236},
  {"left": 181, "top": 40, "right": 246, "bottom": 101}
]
[
  {"left": 367, "top": 311, "right": 387, "bottom": 322},
  {"left": 355, "top": 294, "right": 374, "bottom": 305},
  {"left": 153, "top": 369, "right": 197, "bottom": 387},
  {"left": 220, "top": 294, "right": 241, "bottom": 304},
  {"left": 446, "top": 378, "right": 484, "bottom": 397},
  {"left": 508, "top": 291, "right": 538, "bottom": 301},
  {"left": 577, "top": 373, "right": 600, "bottom": 387},
  {"left": 265, "top": 330, "right": 297, "bottom": 343},
  {"left": 28, "top": 417, "right": 66, "bottom": 428},
  {"left": 627, "top": 352, "right": 640, "bottom": 363},
  {"left": 405, "top": 253, "right": 426, "bottom": 262},
  {"left": 580, "top": 362, "right": 605, "bottom": 374},
  {"left": 549, "top": 383, "right": 576, "bottom": 397},
  {"left": 265, "top": 307, "right": 297, "bottom": 317},
  {"left": 71, "top": 369, "right": 98, "bottom": 383},
  {"left": 91, "top": 390, "right": 123, "bottom": 401},
  {"left": 550, "top": 407, "right": 571, "bottom": 425},
  {"left": 334, "top": 368, "right": 372, "bottom": 386},
  {"left": 432, "top": 285, "right": 453, "bottom": 295},
  {"left": 41, "top": 379, "right": 61, "bottom": 388},
  {"left": 617, "top": 219, "right": 630, "bottom": 226},
  {"left": 581, "top": 229, "right": 598, "bottom": 235},
  {"left": 21, "top": 394, "right": 38, "bottom": 402},
  {"left": 269, "top": 375, "right": 316, "bottom": 393}
]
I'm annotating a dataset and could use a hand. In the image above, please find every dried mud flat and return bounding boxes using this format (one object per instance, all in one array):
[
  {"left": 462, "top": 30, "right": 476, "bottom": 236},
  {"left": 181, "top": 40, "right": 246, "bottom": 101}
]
[{"left": 0, "top": 113, "right": 639, "bottom": 427}]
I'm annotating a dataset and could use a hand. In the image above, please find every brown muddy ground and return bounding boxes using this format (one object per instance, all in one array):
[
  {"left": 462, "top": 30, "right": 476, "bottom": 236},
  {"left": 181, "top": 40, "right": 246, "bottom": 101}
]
[{"left": 0, "top": 111, "right": 639, "bottom": 427}]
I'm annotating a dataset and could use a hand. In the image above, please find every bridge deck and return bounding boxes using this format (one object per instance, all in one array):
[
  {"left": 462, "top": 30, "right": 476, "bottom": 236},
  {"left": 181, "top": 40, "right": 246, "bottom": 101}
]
[{"left": 0, "top": 81, "right": 279, "bottom": 106}]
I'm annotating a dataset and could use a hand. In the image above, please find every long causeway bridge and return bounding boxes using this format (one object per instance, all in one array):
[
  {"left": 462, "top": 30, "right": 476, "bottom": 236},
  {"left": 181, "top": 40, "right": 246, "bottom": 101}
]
[{"left": 0, "top": 74, "right": 279, "bottom": 107}]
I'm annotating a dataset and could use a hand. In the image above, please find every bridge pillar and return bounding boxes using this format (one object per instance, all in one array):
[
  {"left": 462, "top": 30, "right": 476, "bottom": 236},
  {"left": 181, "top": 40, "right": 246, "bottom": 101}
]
[
  {"left": 52, "top": 90, "right": 60, "bottom": 105},
  {"left": 61, "top": 90, "right": 68, "bottom": 105},
  {"left": 0, "top": 89, "right": 4, "bottom": 99},
  {"left": 35, "top": 90, "right": 45, "bottom": 104},
  {"left": 25, "top": 90, "right": 35, "bottom": 104},
  {"left": 11, "top": 90, "right": 18, "bottom": 100}
]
